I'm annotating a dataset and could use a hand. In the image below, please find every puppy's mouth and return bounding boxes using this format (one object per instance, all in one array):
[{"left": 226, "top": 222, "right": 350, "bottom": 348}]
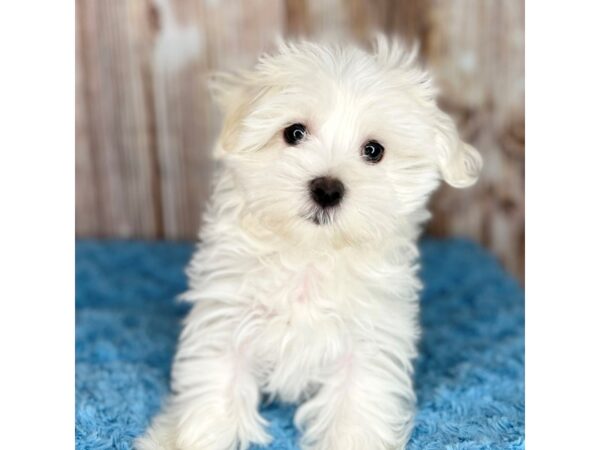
[{"left": 301, "top": 207, "right": 336, "bottom": 226}]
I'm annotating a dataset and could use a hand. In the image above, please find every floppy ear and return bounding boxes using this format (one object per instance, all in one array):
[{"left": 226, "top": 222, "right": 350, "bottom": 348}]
[
  {"left": 207, "top": 70, "right": 278, "bottom": 155},
  {"left": 370, "top": 35, "right": 481, "bottom": 187},
  {"left": 433, "top": 109, "right": 483, "bottom": 188},
  {"left": 207, "top": 71, "right": 253, "bottom": 154}
]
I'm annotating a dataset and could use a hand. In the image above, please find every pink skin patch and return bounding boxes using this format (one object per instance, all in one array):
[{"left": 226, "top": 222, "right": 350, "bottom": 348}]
[{"left": 296, "top": 267, "right": 316, "bottom": 304}]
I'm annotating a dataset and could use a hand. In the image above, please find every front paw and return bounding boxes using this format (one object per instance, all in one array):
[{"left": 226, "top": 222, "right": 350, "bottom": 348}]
[
  {"left": 296, "top": 400, "right": 413, "bottom": 450},
  {"left": 302, "top": 428, "right": 405, "bottom": 450},
  {"left": 135, "top": 404, "right": 271, "bottom": 450}
]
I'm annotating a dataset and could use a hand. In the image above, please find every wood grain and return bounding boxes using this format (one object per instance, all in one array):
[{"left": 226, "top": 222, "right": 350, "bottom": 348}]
[
  {"left": 75, "top": 0, "right": 525, "bottom": 280},
  {"left": 76, "top": 3, "right": 99, "bottom": 236},
  {"left": 77, "top": 0, "right": 159, "bottom": 237}
]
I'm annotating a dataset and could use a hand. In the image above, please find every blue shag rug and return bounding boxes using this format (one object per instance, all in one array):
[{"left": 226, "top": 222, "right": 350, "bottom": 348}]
[{"left": 76, "top": 238, "right": 524, "bottom": 450}]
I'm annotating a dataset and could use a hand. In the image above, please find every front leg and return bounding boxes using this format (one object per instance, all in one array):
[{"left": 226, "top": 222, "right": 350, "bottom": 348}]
[
  {"left": 136, "top": 302, "right": 270, "bottom": 450},
  {"left": 295, "top": 339, "right": 416, "bottom": 450}
]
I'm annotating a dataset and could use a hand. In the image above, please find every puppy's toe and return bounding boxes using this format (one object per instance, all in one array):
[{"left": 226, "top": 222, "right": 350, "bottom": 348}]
[{"left": 134, "top": 412, "right": 178, "bottom": 450}]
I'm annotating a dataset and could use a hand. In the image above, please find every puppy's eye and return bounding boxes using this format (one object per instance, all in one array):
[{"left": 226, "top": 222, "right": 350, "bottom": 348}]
[
  {"left": 283, "top": 123, "right": 307, "bottom": 145},
  {"left": 362, "top": 140, "right": 385, "bottom": 163}
]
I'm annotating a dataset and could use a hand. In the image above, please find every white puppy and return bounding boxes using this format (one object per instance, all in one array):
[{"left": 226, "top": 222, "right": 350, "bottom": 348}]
[{"left": 136, "top": 36, "right": 481, "bottom": 450}]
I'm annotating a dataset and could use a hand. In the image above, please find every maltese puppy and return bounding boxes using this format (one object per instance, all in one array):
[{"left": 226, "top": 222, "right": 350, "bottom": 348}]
[{"left": 137, "top": 36, "right": 481, "bottom": 450}]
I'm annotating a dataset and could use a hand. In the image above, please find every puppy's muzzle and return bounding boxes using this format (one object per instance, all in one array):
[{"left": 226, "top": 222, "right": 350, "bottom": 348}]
[{"left": 309, "top": 176, "right": 345, "bottom": 209}]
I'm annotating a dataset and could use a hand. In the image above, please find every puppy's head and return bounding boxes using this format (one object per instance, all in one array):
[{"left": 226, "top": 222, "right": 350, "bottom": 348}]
[{"left": 210, "top": 37, "right": 482, "bottom": 246}]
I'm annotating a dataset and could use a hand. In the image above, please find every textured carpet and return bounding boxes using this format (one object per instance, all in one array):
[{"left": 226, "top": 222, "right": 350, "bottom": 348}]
[{"left": 76, "top": 238, "right": 524, "bottom": 450}]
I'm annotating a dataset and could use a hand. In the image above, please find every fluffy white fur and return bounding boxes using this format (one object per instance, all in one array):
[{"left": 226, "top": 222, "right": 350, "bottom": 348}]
[{"left": 136, "top": 36, "right": 482, "bottom": 450}]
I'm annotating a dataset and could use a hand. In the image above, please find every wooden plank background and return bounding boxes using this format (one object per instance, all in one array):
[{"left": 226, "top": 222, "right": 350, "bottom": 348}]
[{"left": 76, "top": 0, "right": 525, "bottom": 280}]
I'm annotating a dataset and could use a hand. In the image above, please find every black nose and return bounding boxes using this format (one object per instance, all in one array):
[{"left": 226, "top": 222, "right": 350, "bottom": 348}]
[{"left": 309, "top": 176, "right": 345, "bottom": 208}]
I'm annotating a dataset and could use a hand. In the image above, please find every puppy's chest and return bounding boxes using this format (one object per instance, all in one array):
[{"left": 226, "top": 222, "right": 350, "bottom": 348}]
[
  {"left": 245, "top": 259, "right": 351, "bottom": 332},
  {"left": 234, "top": 256, "right": 379, "bottom": 390}
]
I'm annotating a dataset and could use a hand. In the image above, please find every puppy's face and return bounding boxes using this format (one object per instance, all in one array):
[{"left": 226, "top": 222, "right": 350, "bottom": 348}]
[{"left": 211, "top": 38, "right": 482, "bottom": 245}]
